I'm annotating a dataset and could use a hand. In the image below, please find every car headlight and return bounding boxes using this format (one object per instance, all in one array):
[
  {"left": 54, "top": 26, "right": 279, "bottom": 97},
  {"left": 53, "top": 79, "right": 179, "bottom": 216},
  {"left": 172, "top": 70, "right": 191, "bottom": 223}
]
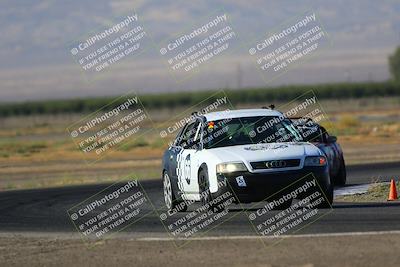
[
  {"left": 216, "top": 162, "right": 247, "bottom": 173},
  {"left": 304, "top": 156, "right": 327, "bottom": 166}
]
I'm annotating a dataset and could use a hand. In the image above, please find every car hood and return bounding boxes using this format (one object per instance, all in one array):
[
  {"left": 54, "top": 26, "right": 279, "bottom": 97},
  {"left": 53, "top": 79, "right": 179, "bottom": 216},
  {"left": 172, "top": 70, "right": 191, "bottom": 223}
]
[{"left": 208, "top": 142, "right": 322, "bottom": 163}]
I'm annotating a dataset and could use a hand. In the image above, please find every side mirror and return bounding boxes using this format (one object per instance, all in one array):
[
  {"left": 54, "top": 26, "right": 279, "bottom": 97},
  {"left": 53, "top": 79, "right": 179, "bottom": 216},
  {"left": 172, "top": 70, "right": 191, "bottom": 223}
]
[{"left": 327, "top": 136, "right": 337, "bottom": 143}]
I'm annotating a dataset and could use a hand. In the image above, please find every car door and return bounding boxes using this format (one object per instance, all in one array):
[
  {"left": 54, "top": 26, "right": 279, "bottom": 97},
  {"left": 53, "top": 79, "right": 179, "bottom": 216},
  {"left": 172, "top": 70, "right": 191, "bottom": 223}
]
[
  {"left": 175, "top": 119, "right": 202, "bottom": 195},
  {"left": 314, "top": 126, "right": 337, "bottom": 176},
  {"left": 321, "top": 126, "right": 341, "bottom": 175}
]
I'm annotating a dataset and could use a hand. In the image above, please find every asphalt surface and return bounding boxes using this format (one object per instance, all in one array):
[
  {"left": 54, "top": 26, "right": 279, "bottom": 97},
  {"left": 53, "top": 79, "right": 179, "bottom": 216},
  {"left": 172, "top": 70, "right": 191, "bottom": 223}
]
[{"left": 0, "top": 161, "right": 399, "bottom": 237}]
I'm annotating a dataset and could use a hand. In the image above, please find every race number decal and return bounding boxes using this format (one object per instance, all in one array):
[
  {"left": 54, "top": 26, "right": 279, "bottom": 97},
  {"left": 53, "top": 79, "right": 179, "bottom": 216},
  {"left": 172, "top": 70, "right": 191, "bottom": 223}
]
[
  {"left": 184, "top": 154, "right": 191, "bottom": 184},
  {"left": 176, "top": 151, "right": 191, "bottom": 191}
]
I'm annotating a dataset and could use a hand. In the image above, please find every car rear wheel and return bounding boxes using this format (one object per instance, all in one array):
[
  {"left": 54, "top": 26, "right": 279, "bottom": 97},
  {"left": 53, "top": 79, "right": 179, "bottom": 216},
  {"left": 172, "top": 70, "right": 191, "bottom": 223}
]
[{"left": 163, "top": 172, "right": 187, "bottom": 212}]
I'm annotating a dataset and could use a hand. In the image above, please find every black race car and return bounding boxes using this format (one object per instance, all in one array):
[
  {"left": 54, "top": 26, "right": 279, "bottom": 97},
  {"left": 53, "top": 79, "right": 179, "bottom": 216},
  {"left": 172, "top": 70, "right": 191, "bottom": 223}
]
[{"left": 291, "top": 117, "right": 347, "bottom": 186}]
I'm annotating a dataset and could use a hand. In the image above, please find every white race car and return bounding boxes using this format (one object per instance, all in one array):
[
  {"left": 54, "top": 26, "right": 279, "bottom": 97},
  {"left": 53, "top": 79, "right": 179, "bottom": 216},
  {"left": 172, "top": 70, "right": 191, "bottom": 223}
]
[{"left": 162, "top": 108, "right": 333, "bottom": 211}]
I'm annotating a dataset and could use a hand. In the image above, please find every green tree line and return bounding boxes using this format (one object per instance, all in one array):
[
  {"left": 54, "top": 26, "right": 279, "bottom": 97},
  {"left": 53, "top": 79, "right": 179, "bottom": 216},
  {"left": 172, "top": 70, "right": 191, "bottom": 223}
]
[{"left": 0, "top": 81, "right": 399, "bottom": 117}]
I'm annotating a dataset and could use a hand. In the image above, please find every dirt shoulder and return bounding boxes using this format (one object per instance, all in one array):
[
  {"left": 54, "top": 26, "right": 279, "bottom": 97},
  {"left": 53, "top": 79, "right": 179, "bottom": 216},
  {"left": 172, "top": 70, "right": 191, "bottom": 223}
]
[
  {"left": 1, "top": 233, "right": 399, "bottom": 267},
  {"left": 335, "top": 181, "right": 399, "bottom": 202}
]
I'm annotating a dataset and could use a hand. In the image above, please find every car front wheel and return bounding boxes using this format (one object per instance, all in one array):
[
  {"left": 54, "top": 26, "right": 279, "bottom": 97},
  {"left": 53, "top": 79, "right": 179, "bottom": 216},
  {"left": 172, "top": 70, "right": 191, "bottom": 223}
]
[
  {"left": 335, "top": 157, "right": 347, "bottom": 186},
  {"left": 198, "top": 168, "right": 225, "bottom": 212}
]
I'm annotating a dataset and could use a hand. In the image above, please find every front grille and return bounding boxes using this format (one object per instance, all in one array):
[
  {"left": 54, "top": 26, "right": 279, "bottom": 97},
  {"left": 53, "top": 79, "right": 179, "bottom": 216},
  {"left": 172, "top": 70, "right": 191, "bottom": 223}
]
[{"left": 250, "top": 159, "right": 301, "bottom": 170}]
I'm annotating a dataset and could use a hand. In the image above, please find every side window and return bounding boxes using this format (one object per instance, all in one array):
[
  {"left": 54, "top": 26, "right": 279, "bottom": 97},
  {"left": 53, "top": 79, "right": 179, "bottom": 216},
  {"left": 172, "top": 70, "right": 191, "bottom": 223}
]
[
  {"left": 298, "top": 124, "right": 322, "bottom": 142},
  {"left": 177, "top": 120, "right": 201, "bottom": 149},
  {"left": 310, "top": 126, "right": 324, "bottom": 143},
  {"left": 320, "top": 126, "right": 329, "bottom": 143},
  {"left": 173, "top": 125, "right": 187, "bottom": 146}
]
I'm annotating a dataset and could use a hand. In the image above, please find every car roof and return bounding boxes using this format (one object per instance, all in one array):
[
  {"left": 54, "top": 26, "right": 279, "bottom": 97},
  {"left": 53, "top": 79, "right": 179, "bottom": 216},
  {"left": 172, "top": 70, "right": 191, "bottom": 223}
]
[{"left": 203, "top": 109, "right": 284, "bottom": 121}]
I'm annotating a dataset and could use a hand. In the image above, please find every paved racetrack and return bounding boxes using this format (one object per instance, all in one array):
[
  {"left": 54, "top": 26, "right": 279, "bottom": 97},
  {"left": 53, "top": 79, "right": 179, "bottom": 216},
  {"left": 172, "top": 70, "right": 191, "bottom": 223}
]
[{"left": 0, "top": 161, "right": 399, "bottom": 237}]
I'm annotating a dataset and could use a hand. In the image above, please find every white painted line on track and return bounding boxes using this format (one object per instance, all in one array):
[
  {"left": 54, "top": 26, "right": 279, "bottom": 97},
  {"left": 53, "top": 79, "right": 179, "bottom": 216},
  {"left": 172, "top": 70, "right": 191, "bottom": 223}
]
[
  {"left": 136, "top": 230, "right": 400, "bottom": 241},
  {"left": 334, "top": 182, "right": 391, "bottom": 197},
  {"left": 334, "top": 184, "right": 371, "bottom": 196},
  {"left": 1, "top": 230, "right": 400, "bottom": 240}
]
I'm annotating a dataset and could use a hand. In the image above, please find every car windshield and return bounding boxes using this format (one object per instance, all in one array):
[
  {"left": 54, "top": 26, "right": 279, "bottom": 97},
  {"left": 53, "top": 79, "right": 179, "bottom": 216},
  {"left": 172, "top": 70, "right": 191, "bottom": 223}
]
[{"left": 203, "top": 116, "right": 303, "bottom": 149}]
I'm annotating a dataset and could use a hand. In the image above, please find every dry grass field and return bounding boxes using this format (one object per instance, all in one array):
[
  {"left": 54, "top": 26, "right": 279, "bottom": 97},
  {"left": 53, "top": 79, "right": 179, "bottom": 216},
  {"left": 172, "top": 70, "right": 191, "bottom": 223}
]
[{"left": 0, "top": 96, "right": 399, "bottom": 190}]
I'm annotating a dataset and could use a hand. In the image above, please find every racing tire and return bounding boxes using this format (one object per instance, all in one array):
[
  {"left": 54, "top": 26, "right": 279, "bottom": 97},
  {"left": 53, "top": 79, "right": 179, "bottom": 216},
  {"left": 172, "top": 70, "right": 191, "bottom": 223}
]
[
  {"left": 270, "top": 197, "right": 293, "bottom": 210},
  {"left": 299, "top": 176, "right": 333, "bottom": 209},
  {"left": 315, "top": 183, "right": 334, "bottom": 209},
  {"left": 198, "top": 168, "right": 225, "bottom": 213},
  {"left": 163, "top": 172, "right": 187, "bottom": 212},
  {"left": 332, "top": 157, "right": 347, "bottom": 186}
]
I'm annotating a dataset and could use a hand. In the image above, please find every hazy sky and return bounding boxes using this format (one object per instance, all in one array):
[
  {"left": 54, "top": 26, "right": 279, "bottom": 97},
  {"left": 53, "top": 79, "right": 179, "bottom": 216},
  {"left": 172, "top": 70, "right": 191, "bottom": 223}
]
[{"left": 0, "top": 0, "right": 399, "bottom": 102}]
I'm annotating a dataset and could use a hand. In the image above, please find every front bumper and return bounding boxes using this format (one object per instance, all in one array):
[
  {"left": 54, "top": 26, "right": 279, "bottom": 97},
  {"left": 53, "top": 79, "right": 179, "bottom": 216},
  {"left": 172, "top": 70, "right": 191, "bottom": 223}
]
[{"left": 214, "top": 166, "right": 330, "bottom": 203}]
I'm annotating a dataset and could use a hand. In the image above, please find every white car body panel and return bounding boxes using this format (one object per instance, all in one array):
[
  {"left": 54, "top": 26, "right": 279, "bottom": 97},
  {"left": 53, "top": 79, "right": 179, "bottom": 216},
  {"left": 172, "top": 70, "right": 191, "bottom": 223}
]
[
  {"left": 177, "top": 143, "right": 322, "bottom": 201},
  {"left": 171, "top": 109, "right": 324, "bottom": 201}
]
